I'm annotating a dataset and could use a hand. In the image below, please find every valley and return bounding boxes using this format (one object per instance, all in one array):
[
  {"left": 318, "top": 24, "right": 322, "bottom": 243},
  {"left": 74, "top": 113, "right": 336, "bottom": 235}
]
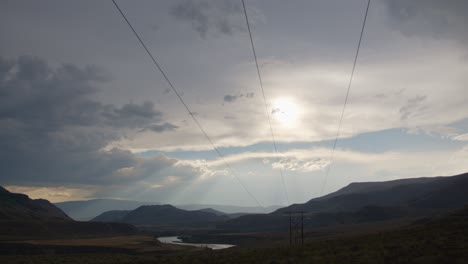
[{"left": 1, "top": 172, "right": 468, "bottom": 263}]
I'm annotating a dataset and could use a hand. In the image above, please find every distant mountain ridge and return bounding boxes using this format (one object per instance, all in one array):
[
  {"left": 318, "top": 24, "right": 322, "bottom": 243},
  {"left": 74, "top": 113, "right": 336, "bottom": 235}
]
[
  {"left": 221, "top": 172, "right": 468, "bottom": 232},
  {"left": 198, "top": 208, "right": 227, "bottom": 216},
  {"left": 92, "top": 210, "right": 130, "bottom": 222},
  {"left": 55, "top": 199, "right": 152, "bottom": 220},
  {"left": 92, "top": 204, "right": 227, "bottom": 227},
  {"left": 33, "top": 172, "right": 468, "bottom": 234},
  {"left": 176, "top": 204, "right": 282, "bottom": 214},
  {"left": 55, "top": 199, "right": 280, "bottom": 220}
]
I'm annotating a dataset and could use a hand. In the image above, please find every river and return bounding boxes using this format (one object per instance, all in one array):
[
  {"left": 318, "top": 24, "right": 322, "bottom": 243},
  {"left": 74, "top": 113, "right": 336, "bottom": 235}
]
[{"left": 157, "top": 236, "right": 235, "bottom": 250}]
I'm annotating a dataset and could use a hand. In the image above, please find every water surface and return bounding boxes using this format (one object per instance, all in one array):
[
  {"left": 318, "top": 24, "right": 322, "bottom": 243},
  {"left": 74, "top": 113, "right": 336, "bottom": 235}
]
[{"left": 158, "top": 236, "right": 235, "bottom": 250}]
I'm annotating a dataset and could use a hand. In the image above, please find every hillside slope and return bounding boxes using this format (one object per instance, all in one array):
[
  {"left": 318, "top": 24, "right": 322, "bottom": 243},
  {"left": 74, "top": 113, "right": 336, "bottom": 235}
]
[
  {"left": 222, "top": 172, "right": 468, "bottom": 232},
  {"left": 54, "top": 200, "right": 279, "bottom": 221},
  {"left": 0, "top": 187, "right": 71, "bottom": 221},
  {"left": 276, "top": 172, "right": 468, "bottom": 214},
  {"left": 55, "top": 199, "right": 151, "bottom": 220},
  {"left": 0, "top": 187, "right": 136, "bottom": 238},
  {"left": 92, "top": 204, "right": 227, "bottom": 227}
]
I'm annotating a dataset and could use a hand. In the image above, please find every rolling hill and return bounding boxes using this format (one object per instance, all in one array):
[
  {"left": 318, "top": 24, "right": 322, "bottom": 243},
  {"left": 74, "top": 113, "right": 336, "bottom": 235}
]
[
  {"left": 55, "top": 199, "right": 279, "bottom": 220},
  {"left": 176, "top": 204, "right": 282, "bottom": 214},
  {"left": 54, "top": 199, "right": 281, "bottom": 221},
  {"left": 0, "top": 186, "right": 137, "bottom": 238},
  {"left": 220, "top": 172, "right": 468, "bottom": 232},
  {"left": 275, "top": 172, "right": 468, "bottom": 214},
  {"left": 92, "top": 204, "right": 227, "bottom": 227},
  {"left": 55, "top": 199, "right": 151, "bottom": 220},
  {"left": 0, "top": 186, "right": 71, "bottom": 221}
]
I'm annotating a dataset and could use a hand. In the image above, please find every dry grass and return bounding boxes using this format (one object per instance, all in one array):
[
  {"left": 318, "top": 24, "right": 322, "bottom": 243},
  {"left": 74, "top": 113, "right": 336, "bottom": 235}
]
[
  {"left": 9, "top": 235, "right": 196, "bottom": 253},
  {"left": 22, "top": 236, "right": 152, "bottom": 248},
  {"left": 1, "top": 209, "right": 467, "bottom": 263}
]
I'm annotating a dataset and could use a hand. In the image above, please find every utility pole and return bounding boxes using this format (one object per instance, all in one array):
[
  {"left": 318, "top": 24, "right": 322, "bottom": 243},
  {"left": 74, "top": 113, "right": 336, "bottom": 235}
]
[
  {"left": 285, "top": 211, "right": 305, "bottom": 245},
  {"left": 301, "top": 211, "right": 304, "bottom": 244},
  {"left": 289, "top": 212, "right": 292, "bottom": 244}
]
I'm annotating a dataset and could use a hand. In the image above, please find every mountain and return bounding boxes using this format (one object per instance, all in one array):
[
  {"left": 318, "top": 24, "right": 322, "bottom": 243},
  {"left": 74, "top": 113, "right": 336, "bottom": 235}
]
[
  {"left": 220, "top": 172, "right": 468, "bottom": 232},
  {"left": 0, "top": 187, "right": 71, "bottom": 221},
  {"left": 55, "top": 199, "right": 152, "bottom": 220},
  {"left": 312, "top": 176, "right": 442, "bottom": 201},
  {"left": 91, "top": 210, "right": 130, "bottom": 222},
  {"left": 198, "top": 208, "right": 227, "bottom": 216},
  {"left": 0, "top": 187, "right": 136, "bottom": 238},
  {"left": 195, "top": 208, "right": 252, "bottom": 219},
  {"left": 276, "top": 172, "right": 468, "bottom": 214},
  {"left": 54, "top": 199, "right": 280, "bottom": 221},
  {"left": 92, "top": 204, "right": 227, "bottom": 227},
  {"left": 176, "top": 204, "right": 282, "bottom": 214}
]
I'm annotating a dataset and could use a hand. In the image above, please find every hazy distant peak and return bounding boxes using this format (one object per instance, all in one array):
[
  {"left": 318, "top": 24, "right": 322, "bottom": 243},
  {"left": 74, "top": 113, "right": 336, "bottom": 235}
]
[
  {"left": 197, "top": 208, "right": 227, "bottom": 216},
  {"left": 138, "top": 204, "right": 176, "bottom": 210}
]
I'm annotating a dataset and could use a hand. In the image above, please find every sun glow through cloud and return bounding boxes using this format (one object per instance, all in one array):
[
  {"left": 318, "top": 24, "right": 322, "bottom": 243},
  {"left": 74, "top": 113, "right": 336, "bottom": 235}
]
[
  {"left": 272, "top": 97, "right": 301, "bottom": 128},
  {"left": 2, "top": 0, "right": 468, "bottom": 209}
]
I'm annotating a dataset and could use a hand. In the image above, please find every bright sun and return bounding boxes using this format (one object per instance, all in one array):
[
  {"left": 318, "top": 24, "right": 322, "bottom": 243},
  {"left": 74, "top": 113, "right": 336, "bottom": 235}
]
[{"left": 271, "top": 97, "right": 300, "bottom": 128}]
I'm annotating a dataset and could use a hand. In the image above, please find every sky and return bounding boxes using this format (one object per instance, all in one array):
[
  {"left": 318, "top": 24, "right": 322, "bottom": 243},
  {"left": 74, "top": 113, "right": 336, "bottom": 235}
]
[{"left": 1, "top": 0, "right": 468, "bottom": 207}]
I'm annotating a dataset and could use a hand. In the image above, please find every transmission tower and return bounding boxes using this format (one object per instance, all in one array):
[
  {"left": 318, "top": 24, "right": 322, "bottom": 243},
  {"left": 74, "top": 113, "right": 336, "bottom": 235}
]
[{"left": 286, "top": 211, "right": 304, "bottom": 245}]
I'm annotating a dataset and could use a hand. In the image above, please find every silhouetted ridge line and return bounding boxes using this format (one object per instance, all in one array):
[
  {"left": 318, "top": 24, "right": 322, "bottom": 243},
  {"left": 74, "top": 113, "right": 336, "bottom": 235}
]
[{"left": 0, "top": 186, "right": 137, "bottom": 237}]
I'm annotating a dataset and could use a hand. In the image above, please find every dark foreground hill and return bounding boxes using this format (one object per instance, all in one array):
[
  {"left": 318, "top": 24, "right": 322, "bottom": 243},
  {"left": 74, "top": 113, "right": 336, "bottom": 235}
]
[
  {"left": 2, "top": 204, "right": 467, "bottom": 263},
  {"left": 92, "top": 204, "right": 228, "bottom": 227},
  {"left": 277, "top": 172, "right": 468, "bottom": 214},
  {"left": 221, "top": 172, "right": 468, "bottom": 232},
  {"left": 0, "top": 186, "right": 71, "bottom": 221},
  {"left": 0, "top": 186, "right": 136, "bottom": 238}
]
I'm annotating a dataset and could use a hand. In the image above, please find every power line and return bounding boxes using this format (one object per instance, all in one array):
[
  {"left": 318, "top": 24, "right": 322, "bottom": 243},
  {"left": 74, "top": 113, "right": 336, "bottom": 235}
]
[
  {"left": 241, "top": 0, "right": 290, "bottom": 205},
  {"left": 111, "top": 0, "right": 264, "bottom": 208},
  {"left": 320, "top": 0, "right": 371, "bottom": 195}
]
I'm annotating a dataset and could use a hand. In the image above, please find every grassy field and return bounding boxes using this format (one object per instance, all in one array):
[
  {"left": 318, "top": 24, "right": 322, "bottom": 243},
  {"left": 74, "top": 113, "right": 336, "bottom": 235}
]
[
  {"left": 1, "top": 209, "right": 467, "bottom": 264},
  {"left": 17, "top": 235, "right": 195, "bottom": 252}
]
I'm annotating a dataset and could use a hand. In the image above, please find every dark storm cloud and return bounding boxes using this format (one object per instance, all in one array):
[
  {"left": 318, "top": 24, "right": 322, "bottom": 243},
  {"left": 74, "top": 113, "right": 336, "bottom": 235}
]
[
  {"left": 0, "top": 56, "right": 175, "bottom": 132},
  {"left": 115, "top": 102, "right": 158, "bottom": 119},
  {"left": 223, "top": 92, "right": 254, "bottom": 103},
  {"left": 0, "top": 58, "right": 14, "bottom": 80},
  {"left": 145, "top": 122, "right": 179, "bottom": 132},
  {"left": 0, "top": 56, "right": 179, "bottom": 186},
  {"left": 384, "top": 0, "right": 468, "bottom": 43},
  {"left": 223, "top": 94, "right": 239, "bottom": 103},
  {"left": 107, "top": 101, "right": 176, "bottom": 130},
  {"left": 169, "top": 0, "right": 244, "bottom": 38}
]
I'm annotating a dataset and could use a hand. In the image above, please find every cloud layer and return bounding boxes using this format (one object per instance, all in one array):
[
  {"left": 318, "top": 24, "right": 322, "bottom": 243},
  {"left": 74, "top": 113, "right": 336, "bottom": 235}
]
[
  {"left": 384, "top": 0, "right": 468, "bottom": 44},
  {"left": 2, "top": 1, "right": 468, "bottom": 205},
  {"left": 169, "top": 0, "right": 245, "bottom": 38},
  {"left": 0, "top": 56, "right": 203, "bottom": 190}
]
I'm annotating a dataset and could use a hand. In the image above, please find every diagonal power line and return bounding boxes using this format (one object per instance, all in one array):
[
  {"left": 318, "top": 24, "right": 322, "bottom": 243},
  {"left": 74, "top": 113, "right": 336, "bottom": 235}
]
[
  {"left": 241, "top": 0, "right": 290, "bottom": 205},
  {"left": 320, "top": 0, "right": 371, "bottom": 195},
  {"left": 111, "top": 0, "right": 264, "bottom": 208}
]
